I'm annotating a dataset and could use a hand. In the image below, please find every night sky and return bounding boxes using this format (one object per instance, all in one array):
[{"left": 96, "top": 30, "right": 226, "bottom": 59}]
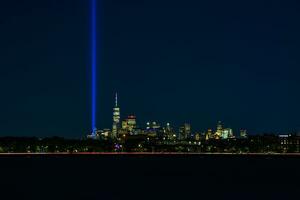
[{"left": 1, "top": 0, "right": 300, "bottom": 137}]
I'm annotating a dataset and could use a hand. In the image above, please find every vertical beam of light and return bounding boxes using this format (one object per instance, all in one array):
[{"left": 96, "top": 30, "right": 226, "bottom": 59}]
[{"left": 91, "top": 0, "right": 97, "bottom": 134}]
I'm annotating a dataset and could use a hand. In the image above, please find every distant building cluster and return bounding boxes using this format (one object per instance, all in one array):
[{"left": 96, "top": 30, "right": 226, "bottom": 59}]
[
  {"left": 88, "top": 93, "right": 248, "bottom": 141},
  {"left": 0, "top": 90, "right": 299, "bottom": 154}
]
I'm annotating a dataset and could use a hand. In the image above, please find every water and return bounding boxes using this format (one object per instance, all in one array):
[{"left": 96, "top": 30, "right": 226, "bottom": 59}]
[{"left": 0, "top": 154, "right": 299, "bottom": 200}]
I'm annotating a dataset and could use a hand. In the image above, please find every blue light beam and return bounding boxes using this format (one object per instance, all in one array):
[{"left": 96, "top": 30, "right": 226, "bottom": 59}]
[{"left": 91, "top": 0, "right": 97, "bottom": 134}]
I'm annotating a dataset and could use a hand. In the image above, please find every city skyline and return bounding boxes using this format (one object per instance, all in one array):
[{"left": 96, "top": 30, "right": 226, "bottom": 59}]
[
  {"left": 1, "top": 0, "right": 300, "bottom": 137},
  {"left": 90, "top": 92, "right": 295, "bottom": 138}
]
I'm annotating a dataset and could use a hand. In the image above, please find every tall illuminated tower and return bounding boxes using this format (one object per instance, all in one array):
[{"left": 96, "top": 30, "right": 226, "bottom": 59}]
[
  {"left": 216, "top": 121, "right": 222, "bottom": 133},
  {"left": 112, "top": 93, "right": 120, "bottom": 138}
]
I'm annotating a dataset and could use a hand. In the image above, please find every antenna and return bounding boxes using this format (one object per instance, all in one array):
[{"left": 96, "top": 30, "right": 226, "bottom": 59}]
[{"left": 115, "top": 92, "right": 118, "bottom": 107}]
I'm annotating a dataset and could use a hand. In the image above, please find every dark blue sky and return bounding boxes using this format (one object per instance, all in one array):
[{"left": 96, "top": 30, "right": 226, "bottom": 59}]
[{"left": 0, "top": 0, "right": 299, "bottom": 137}]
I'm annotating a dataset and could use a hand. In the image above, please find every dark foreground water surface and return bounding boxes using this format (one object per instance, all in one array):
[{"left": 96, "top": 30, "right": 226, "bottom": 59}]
[{"left": 0, "top": 154, "right": 299, "bottom": 200}]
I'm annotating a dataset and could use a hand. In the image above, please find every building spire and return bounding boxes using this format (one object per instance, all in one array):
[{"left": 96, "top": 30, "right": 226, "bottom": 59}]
[{"left": 115, "top": 92, "right": 118, "bottom": 107}]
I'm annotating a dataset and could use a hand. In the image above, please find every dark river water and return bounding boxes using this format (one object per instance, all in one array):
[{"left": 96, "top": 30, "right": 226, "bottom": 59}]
[{"left": 0, "top": 154, "right": 299, "bottom": 200}]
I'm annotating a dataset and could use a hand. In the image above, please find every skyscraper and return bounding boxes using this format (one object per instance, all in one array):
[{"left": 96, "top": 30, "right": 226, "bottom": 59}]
[
  {"left": 215, "top": 121, "right": 223, "bottom": 139},
  {"left": 184, "top": 123, "right": 191, "bottom": 139},
  {"left": 240, "top": 129, "right": 247, "bottom": 138},
  {"left": 112, "top": 93, "right": 120, "bottom": 138},
  {"left": 206, "top": 129, "right": 213, "bottom": 140},
  {"left": 221, "top": 128, "right": 232, "bottom": 139},
  {"left": 179, "top": 123, "right": 191, "bottom": 140},
  {"left": 126, "top": 115, "right": 137, "bottom": 132}
]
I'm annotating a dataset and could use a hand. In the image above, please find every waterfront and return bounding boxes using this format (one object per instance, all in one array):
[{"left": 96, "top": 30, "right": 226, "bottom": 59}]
[{"left": 0, "top": 154, "right": 299, "bottom": 200}]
